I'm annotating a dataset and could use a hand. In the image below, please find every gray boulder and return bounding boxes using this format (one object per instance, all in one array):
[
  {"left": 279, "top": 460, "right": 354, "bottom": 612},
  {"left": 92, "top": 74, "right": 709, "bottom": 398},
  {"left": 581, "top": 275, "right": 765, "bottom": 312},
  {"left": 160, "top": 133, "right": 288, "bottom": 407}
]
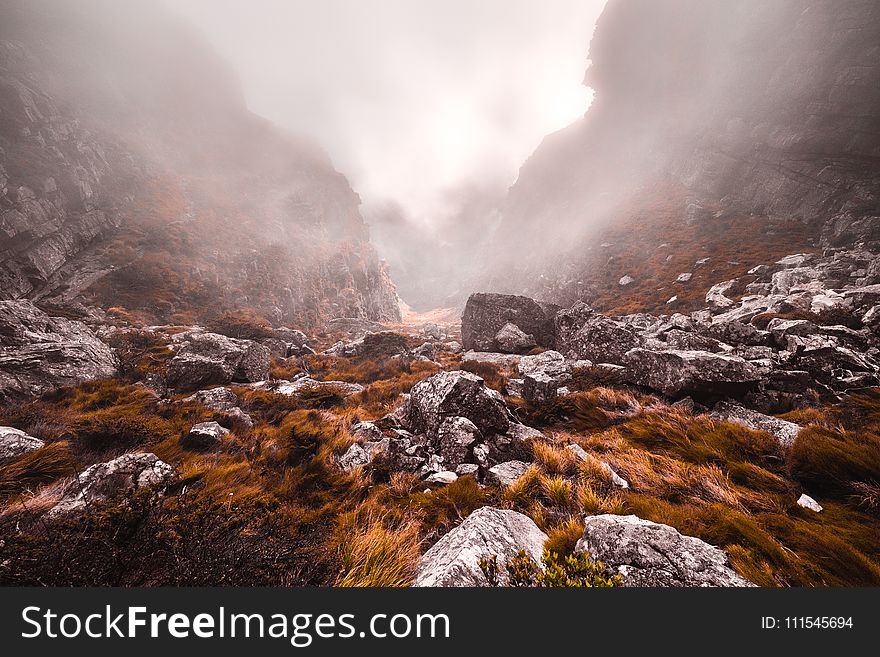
[
  {"left": 576, "top": 514, "right": 754, "bottom": 587},
  {"left": 167, "top": 332, "right": 270, "bottom": 392},
  {"left": 710, "top": 400, "right": 801, "bottom": 448},
  {"left": 0, "top": 426, "right": 45, "bottom": 463},
  {"left": 48, "top": 453, "right": 175, "bottom": 517},
  {"left": 435, "top": 416, "right": 480, "bottom": 470},
  {"left": 555, "top": 303, "right": 642, "bottom": 364},
  {"left": 485, "top": 460, "right": 532, "bottom": 487},
  {"left": 0, "top": 300, "right": 118, "bottom": 400},
  {"left": 623, "top": 348, "right": 762, "bottom": 398},
  {"left": 461, "top": 293, "right": 558, "bottom": 352},
  {"left": 413, "top": 507, "right": 548, "bottom": 587},
  {"left": 181, "top": 421, "right": 229, "bottom": 450},
  {"left": 182, "top": 387, "right": 240, "bottom": 411},
  {"left": 404, "top": 371, "right": 510, "bottom": 437},
  {"left": 494, "top": 322, "right": 537, "bottom": 354}
]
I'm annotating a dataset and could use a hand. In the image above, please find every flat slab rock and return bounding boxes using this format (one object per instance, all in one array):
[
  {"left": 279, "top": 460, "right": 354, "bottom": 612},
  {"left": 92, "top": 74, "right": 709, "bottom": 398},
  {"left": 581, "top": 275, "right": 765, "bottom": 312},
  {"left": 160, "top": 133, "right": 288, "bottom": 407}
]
[
  {"left": 710, "top": 400, "right": 801, "bottom": 448},
  {"left": 413, "top": 507, "right": 548, "bottom": 587},
  {"left": 576, "top": 514, "right": 755, "bottom": 587}
]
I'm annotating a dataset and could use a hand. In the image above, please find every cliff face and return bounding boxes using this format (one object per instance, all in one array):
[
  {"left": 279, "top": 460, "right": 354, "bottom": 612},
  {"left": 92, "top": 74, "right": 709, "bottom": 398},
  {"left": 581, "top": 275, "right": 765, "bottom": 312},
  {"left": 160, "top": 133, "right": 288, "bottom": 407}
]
[
  {"left": 0, "top": 0, "right": 400, "bottom": 326},
  {"left": 489, "top": 0, "right": 880, "bottom": 304}
]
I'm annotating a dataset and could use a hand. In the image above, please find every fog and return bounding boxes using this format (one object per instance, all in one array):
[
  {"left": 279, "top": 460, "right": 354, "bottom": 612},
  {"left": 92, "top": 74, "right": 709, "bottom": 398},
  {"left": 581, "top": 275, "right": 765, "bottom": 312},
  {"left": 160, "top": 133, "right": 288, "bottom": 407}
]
[{"left": 166, "top": 0, "right": 607, "bottom": 307}]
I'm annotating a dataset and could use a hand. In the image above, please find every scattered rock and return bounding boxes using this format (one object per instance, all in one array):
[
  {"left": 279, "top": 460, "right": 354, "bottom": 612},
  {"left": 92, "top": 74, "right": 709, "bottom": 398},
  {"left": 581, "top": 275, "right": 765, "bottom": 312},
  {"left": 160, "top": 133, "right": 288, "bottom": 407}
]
[
  {"left": 0, "top": 426, "right": 45, "bottom": 463},
  {"left": 485, "top": 460, "right": 531, "bottom": 487},
  {"left": 404, "top": 371, "right": 510, "bottom": 437},
  {"left": 797, "top": 493, "right": 823, "bottom": 512},
  {"left": 182, "top": 387, "right": 240, "bottom": 411},
  {"left": 48, "top": 453, "right": 175, "bottom": 517},
  {"left": 425, "top": 471, "right": 458, "bottom": 485},
  {"left": 576, "top": 514, "right": 754, "bottom": 587},
  {"left": 413, "top": 507, "right": 548, "bottom": 587},
  {"left": 710, "top": 400, "right": 801, "bottom": 448},
  {"left": 494, "top": 322, "right": 537, "bottom": 354},
  {"left": 623, "top": 348, "right": 762, "bottom": 398},
  {"left": 182, "top": 421, "right": 229, "bottom": 450},
  {"left": 167, "top": 331, "right": 270, "bottom": 392},
  {"left": 618, "top": 275, "right": 635, "bottom": 286}
]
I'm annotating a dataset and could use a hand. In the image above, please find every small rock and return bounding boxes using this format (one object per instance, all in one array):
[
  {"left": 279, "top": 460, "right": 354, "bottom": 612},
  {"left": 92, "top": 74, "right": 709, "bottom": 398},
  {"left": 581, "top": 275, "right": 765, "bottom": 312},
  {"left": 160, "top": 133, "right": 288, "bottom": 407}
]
[
  {"left": 618, "top": 275, "right": 635, "bottom": 286},
  {"left": 425, "top": 471, "right": 458, "bottom": 485},
  {"left": 485, "top": 460, "right": 531, "bottom": 487},
  {"left": 0, "top": 427, "right": 45, "bottom": 463},
  {"left": 797, "top": 493, "right": 823, "bottom": 512}
]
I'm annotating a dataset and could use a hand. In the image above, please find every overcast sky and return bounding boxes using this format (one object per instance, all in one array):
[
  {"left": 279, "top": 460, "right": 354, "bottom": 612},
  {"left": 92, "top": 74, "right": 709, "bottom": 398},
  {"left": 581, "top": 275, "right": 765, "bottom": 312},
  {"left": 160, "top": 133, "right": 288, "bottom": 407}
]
[{"left": 166, "top": 0, "right": 607, "bottom": 226}]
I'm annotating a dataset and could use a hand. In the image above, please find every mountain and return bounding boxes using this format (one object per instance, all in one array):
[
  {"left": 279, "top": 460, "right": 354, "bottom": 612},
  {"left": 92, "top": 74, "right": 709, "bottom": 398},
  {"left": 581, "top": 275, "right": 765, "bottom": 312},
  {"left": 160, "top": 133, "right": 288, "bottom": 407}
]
[
  {"left": 0, "top": 0, "right": 400, "bottom": 326},
  {"left": 484, "top": 0, "right": 880, "bottom": 312}
]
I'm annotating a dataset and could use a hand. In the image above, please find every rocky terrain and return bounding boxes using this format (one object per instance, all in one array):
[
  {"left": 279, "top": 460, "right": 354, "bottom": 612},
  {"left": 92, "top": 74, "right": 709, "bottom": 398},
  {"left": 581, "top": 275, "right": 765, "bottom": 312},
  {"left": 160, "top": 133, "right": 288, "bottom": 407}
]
[
  {"left": 480, "top": 0, "right": 880, "bottom": 312},
  {"left": 1, "top": 0, "right": 879, "bottom": 588},
  {"left": 0, "top": 0, "right": 399, "bottom": 326}
]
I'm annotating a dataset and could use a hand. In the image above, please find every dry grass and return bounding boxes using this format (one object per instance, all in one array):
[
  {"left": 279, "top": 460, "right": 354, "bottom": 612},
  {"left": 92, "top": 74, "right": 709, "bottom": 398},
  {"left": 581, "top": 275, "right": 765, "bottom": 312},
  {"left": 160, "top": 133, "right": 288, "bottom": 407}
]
[{"left": 332, "top": 511, "right": 421, "bottom": 587}]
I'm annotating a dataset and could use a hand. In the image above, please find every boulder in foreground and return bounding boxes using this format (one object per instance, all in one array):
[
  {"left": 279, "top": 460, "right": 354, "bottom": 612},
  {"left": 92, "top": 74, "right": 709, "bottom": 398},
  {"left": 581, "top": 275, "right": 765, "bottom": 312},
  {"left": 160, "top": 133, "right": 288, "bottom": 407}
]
[
  {"left": 576, "top": 514, "right": 754, "bottom": 587},
  {"left": 413, "top": 507, "right": 548, "bottom": 587}
]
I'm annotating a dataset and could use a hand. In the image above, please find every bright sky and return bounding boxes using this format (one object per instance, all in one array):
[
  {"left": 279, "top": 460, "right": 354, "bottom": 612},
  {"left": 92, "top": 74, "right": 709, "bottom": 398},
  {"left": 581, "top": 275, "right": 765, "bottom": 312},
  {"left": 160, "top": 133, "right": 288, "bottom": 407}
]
[{"left": 166, "top": 0, "right": 608, "bottom": 225}]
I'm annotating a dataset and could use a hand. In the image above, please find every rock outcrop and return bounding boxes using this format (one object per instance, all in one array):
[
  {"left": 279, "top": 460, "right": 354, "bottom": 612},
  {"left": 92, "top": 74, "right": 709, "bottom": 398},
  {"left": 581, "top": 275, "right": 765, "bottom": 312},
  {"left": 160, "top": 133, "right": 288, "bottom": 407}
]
[
  {"left": 413, "top": 507, "right": 548, "bottom": 587},
  {"left": 0, "top": 299, "right": 117, "bottom": 399},
  {"left": 0, "top": 0, "right": 399, "bottom": 327},
  {"left": 576, "top": 514, "right": 755, "bottom": 587}
]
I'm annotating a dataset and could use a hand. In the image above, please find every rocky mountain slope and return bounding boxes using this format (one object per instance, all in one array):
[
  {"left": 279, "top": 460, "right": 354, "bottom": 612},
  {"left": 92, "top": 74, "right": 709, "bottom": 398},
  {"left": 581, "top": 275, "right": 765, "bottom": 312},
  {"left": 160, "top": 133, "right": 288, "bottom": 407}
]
[
  {"left": 0, "top": 0, "right": 399, "bottom": 326},
  {"left": 485, "top": 0, "right": 880, "bottom": 308}
]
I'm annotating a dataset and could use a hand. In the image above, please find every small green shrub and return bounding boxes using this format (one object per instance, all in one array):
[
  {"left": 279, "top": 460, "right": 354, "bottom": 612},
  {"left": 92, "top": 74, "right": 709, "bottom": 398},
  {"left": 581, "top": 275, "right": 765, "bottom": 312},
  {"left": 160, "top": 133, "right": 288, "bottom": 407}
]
[{"left": 478, "top": 548, "right": 622, "bottom": 587}]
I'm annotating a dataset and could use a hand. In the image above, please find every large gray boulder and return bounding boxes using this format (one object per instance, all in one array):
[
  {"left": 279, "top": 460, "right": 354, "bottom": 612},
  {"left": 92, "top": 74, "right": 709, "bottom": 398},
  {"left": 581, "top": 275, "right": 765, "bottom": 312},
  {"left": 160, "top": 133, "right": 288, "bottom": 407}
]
[
  {"left": 461, "top": 293, "right": 558, "bottom": 352},
  {"left": 48, "top": 453, "right": 175, "bottom": 517},
  {"left": 0, "top": 426, "right": 45, "bottom": 463},
  {"left": 555, "top": 302, "right": 642, "bottom": 364},
  {"left": 413, "top": 507, "right": 548, "bottom": 587},
  {"left": 166, "top": 331, "right": 270, "bottom": 392},
  {"left": 0, "top": 300, "right": 118, "bottom": 400},
  {"left": 182, "top": 387, "right": 240, "bottom": 411},
  {"left": 576, "top": 514, "right": 754, "bottom": 587},
  {"left": 404, "top": 371, "right": 510, "bottom": 437},
  {"left": 623, "top": 348, "right": 762, "bottom": 398}
]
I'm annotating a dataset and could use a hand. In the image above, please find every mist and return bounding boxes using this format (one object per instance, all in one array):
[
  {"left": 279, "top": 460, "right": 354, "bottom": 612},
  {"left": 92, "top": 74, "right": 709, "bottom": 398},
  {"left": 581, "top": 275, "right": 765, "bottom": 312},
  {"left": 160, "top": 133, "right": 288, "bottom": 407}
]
[{"left": 165, "top": 0, "right": 607, "bottom": 307}]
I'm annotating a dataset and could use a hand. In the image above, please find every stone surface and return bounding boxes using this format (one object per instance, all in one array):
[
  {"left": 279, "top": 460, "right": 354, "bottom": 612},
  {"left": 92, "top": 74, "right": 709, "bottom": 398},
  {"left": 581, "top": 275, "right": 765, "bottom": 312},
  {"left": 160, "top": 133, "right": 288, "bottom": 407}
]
[
  {"left": 182, "top": 387, "right": 240, "bottom": 412},
  {"left": 48, "top": 453, "right": 175, "bottom": 517},
  {"left": 797, "top": 493, "right": 823, "bottom": 512},
  {"left": 413, "top": 507, "right": 548, "bottom": 587},
  {"left": 166, "top": 332, "right": 270, "bottom": 392},
  {"left": 404, "top": 371, "right": 510, "bottom": 437},
  {"left": 181, "top": 421, "right": 229, "bottom": 450},
  {"left": 710, "top": 400, "right": 801, "bottom": 448},
  {"left": 0, "top": 300, "right": 118, "bottom": 400},
  {"left": 623, "top": 348, "right": 762, "bottom": 398},
  {"left": 0, "top": 426, "right": 45, "bottom": 463},
  {"left": 494, "top": 322, "right": 537, "bottom": 354},
  {"left": 576, "top": 514, "right": 754, "bottom": 587},
  {"left": 485, "top": 460, "right": 531, "bottom": 487},
  {"left": 461, "top": 293, "right": 557, "bottom": 352}
]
